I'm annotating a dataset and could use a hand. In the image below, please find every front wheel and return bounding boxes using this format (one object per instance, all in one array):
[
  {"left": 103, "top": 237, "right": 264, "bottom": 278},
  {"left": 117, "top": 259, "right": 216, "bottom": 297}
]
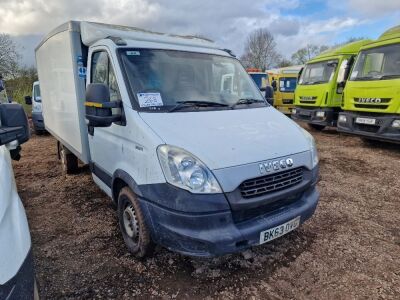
[
  {"left": 308, "top": 123, "right": 326, "bottom": 131},
  {"left": 118, "top": 187, "right": 154, "bottom": 258}
]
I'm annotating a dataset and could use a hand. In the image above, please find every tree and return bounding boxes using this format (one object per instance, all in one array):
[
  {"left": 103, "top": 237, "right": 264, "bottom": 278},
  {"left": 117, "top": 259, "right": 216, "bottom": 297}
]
[
  {"left": 240, "top": 28, "right": 281, "bottom": 70},
  {"left": 291, "top": 44, "right": 329, "bottom": 64},
  {"left": 277, "top": 58, "right": 293, "bottom": 68},
  {"left": 0, "top": 34, "right": 21, "bottom": 79}
]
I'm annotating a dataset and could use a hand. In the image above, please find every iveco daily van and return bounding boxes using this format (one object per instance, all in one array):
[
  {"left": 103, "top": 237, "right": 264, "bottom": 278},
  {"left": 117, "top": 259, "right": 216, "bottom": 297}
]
[
  {"left": 37, "top": 21, "right": 320, "bottom": 257},
  {"left": 338, "top": 26, "right": 400, "bottom": 143},
  {"left": 0, "top": 103, "right": 38, "bottom": 299},
  {"left": 292, "top": 40, "right": 371, "bottom": 130}
]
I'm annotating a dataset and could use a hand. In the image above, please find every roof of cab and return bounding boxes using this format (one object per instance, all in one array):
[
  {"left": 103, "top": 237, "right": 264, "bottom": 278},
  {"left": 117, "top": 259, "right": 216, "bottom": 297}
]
[
  {"left": 308, "top": 39, "right": 372, "bottom": 63},
  {"left": 36, "top": 21, "right": 220, "bottom": 51},
  {"left": 378, "top": 25, "right": 400, "bottom": 41}
]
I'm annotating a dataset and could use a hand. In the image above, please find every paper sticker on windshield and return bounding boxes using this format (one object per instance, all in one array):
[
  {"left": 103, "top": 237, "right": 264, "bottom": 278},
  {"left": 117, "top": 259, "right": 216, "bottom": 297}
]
[
  {"left": 137, "top": 93, "right": 163, "bottom": 107},
  {"left": 126, "top": 51, "right": 140, "bottom": 56}
]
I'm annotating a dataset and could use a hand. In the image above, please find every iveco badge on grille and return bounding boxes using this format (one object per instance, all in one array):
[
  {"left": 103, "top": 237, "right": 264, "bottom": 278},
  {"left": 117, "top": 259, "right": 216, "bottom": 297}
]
[{"left": 259, "top": 158, "right": 294, "bottom": 174}]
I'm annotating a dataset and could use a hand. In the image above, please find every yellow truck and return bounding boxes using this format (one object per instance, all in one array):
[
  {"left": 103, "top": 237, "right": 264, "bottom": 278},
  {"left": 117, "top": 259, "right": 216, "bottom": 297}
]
[
  {"left": 338, "top": 26, "right": 400, "bottom": 143},
  {"left": 268, "top": 66, "right": 303, "bottom": 115}
]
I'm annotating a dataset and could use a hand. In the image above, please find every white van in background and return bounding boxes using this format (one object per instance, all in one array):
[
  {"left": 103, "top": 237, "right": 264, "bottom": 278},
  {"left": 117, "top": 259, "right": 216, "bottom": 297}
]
[
  {"left": 37, "top": 21, "right": 319, "bottom": 258},
  {"left": 25, "top": 81, "right": 46, "bottom": 134},
  {"left": 0, "top": 103, "right": 38, "bottom": 299}
]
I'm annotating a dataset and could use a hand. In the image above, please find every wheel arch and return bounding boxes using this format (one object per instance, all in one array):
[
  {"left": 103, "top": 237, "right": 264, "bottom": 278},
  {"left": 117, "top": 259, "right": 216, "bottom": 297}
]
[{"left": 112, "top": 169, "right": 143, "bottom": 203}]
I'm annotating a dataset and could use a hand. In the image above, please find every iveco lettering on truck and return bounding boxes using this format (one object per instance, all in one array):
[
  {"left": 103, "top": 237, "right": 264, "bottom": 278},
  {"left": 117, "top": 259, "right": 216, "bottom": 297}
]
[
  {"left": 338, "top": 26, "right": 400, "bottom": 143},
  {"left": 36, "top": 21, "right": 320, "bottom": 257},
  {"left": 292, "top": 40, "right": 371, "bottom": 131}
]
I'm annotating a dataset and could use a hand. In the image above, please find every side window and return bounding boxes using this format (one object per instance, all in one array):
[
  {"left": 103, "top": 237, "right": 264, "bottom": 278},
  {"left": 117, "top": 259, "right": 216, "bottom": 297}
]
[{"left": 91, "top": 51, "right": 121, "bottom": 102}]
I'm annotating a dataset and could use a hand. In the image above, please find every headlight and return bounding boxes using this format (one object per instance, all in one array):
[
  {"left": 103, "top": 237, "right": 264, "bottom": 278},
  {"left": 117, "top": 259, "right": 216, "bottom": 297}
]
[
  {"left": 316, "top": 111, "right": 325, "bottom": 118},
  {"left": 32, "top": 102, "right": 42, "bottom": 113},
  {"left": 338, "top": 115, "right": 347, "bottom": 123},
  {"left": 301, "top": 129, "right": 319, "bottom": 168},
  {"left": 157, "top": 145, "right": 222, "bottom": 194},
  {"left": 391, "top": 120, "right": 400, "bottom": 128}
]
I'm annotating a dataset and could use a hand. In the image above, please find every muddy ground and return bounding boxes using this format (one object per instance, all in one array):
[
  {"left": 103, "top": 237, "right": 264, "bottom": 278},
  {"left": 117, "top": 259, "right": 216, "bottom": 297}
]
[{"left": 12, "top": 125, "right": 400, "bottom": 299}]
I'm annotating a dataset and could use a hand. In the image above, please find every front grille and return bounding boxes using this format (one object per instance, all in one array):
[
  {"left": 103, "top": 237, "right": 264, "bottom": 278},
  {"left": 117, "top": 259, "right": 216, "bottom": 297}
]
[
  {"left": 354, "top": 124, "right": 379, "bottom": 133},
  {"left": 354, "top": 104, "right": 389, "bottom": 110},
  {"left": 232, "top": 193, "right": 302, "bottom": 223},
  {"left": 239, "top": 167, "right": 303, "bottom": 199},
  {"left": 300, "top": 100, "right": 316, "bottom": 104}
]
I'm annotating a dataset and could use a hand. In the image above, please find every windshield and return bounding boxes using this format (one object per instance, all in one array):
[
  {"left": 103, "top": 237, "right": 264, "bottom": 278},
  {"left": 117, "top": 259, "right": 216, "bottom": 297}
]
[
  {"left": 249, "top": 73, "right": 269, "bottom": 91},
  {"left": 298, "top": 60, "right": 338, "bottom": 85},
  {"left": 33, "top": 84, "right": 41, "bottom": 102},
  {"left": 350, "top": 44, "right": 400, "bottom": 81},
  {"left": 119, "top": 49, "right": 265, "bottom": 112},
  {"left": 279, "top": 77, "right": 297, "bottom": 92}
]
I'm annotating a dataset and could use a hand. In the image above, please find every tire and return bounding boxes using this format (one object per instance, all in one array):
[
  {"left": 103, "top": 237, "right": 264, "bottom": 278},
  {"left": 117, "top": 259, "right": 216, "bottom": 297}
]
[
  {"left": 58, "top": 143, "right": 78, "bottom": 174},
  {"left": 34, "top": 127, "right": 44, "bottom": 135},
  {"left": 118, "top": 187, "right": 154, "bottom": 258},
  {"left": 308, "top": 123, "right": 326, "bottom": 131}
]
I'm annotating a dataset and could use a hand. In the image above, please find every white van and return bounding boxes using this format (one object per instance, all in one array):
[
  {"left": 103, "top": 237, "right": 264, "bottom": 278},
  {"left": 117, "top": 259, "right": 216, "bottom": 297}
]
[
  {"left": 0, "top": 103, "right": 38, "bottom": 298},
  {"left": 36, "top": 21, "right": 320, "bottom": 257}
]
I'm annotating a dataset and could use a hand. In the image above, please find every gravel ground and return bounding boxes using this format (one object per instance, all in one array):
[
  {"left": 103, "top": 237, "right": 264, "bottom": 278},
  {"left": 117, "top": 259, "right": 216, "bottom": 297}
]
[{"left": 12, "top": 125, "right": 400, "bottom": 299}]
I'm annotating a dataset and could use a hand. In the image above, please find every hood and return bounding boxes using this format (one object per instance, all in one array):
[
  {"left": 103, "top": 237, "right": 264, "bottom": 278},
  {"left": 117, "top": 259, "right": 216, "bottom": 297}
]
[{"left": 140, "top": 107, "right": 310, "bottom": 170}]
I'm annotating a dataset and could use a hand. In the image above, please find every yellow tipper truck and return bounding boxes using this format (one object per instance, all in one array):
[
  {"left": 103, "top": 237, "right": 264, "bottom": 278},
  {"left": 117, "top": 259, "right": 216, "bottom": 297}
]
[
  {"left": 338, "top": 26, "right": 400, "bottom": 143},
  {"left": 269, "top": 66, "right": 303, "bottom": 115}
]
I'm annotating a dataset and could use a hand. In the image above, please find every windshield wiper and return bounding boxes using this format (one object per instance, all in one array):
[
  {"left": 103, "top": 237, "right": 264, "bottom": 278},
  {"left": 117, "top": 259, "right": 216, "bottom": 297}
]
[
  {"left": 229, "top": 98, "right": 265, "bottom": 109},
  {"left": 354, "top": 76, "right": 374, "bottom": 81},
  {"left": 168, "top": 100, "right": 228, "bottom": 112},
  {"left": 378, "top": 74, "right": 400, "bottom": 80}
]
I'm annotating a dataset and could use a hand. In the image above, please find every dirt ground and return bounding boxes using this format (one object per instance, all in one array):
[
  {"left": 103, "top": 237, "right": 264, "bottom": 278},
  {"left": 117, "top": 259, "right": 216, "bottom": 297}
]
[{"left": 12, "top": 125, "right": 400, "bottom": 299}]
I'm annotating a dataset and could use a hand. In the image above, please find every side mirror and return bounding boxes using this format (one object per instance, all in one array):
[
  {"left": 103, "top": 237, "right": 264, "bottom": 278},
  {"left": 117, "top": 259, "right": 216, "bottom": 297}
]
[
  {"left": 271, "top": 80, "right": 277, "bottom": 91},
  {"left": 85, "top": 83, "right": 122, "bottom": 128},
  {"left": 25, "top": 96, "right": 32, "bottom": 105},
  {"left": 336, "top": 81, "right": 346, "bottom": 94},
  {"left": 265, "top": 86, "right": 274, "bottom": 105},
  {"left": 0, "top": 103, "right": 30, "bottom": 160},
  {"left": 297, "top": 67, "right": 304, "bottom": 83}
]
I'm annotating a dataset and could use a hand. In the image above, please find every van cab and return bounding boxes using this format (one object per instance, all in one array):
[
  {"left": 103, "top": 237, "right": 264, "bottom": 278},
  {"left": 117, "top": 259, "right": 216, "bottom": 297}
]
[
  {"left": 25, "top": 81, "right": 45, "bottom": 134},
  {"left": 37, "top": 21, "right": 320, "bottom": 257}
]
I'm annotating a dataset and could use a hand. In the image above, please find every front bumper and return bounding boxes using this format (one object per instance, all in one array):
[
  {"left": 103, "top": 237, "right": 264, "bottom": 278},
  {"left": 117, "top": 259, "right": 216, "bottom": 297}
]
[
  {"left": 139, "top": 182, "right": 319, "bottom": 257},
  {"left": 275, "top": 105, "right": 294, "bottom": 115},
  {"left": 31, "top": 111, "right": 45, "bottom": 130},
  {"left": 0, "top": 248, "right": 35, "bottom": 299},
  {"left": 292, "top": 107, "right": 339, "bottom": 127},
  {"left": 337, "top": 111, "right": 400, "bottom": 143}
]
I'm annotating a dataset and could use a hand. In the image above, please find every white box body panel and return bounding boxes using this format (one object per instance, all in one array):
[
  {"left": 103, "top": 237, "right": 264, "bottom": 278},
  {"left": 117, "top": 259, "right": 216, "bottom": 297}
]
[{"left": 36, "top": 26, "right": 90, "bottom": 163}]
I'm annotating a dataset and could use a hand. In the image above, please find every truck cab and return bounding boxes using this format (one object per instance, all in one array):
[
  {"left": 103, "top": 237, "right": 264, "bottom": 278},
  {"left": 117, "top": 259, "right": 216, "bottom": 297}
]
[
  {"left": 0, "top": 103, "right": 37, "bottom": 299},
  {"left": 292, "top": 40, "right": 371, "bottom": 130},
  {"left": 269, "top": 66, "right": 302, "bottom": 115},
  {"left": 338, "top": 26, "right": 400, "bottom": 143},
  {"left": 37, "top": 21, "right": 320, "bottom": 258}
]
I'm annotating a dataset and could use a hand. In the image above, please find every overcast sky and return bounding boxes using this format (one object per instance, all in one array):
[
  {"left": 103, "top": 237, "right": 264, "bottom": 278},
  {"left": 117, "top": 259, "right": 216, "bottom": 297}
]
[{"left": 1, "top": 0, "right": 399, "bottom": 67}]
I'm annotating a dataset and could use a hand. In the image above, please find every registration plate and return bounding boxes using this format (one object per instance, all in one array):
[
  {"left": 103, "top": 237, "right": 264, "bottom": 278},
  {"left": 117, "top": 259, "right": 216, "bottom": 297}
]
[
  {"left": 356, "top": 117, "right": 376, "bottom": 125},
  {"left": 259, "top": 216, "right": 300, "bottom": 244}
]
